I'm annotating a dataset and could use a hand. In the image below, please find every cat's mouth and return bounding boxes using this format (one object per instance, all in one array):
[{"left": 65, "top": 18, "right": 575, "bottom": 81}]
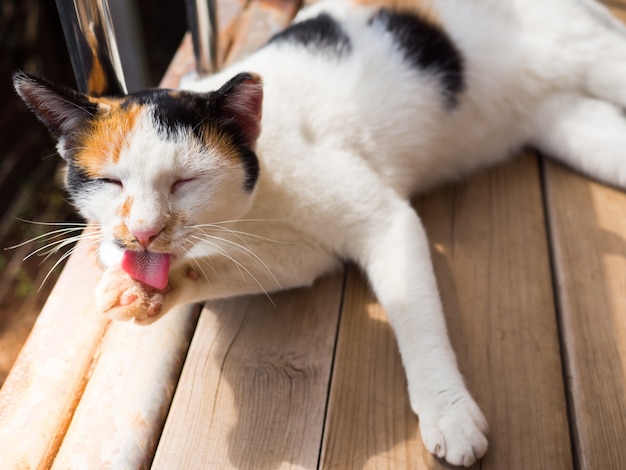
[{"left": 121, "top": 250, "right": 171, "bottom": 290}]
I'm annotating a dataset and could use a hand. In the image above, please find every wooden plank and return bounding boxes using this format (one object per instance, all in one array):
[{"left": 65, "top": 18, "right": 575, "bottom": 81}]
[
  {"left": 422, "top": 155, "right": 572, "bottom": 469},
  {"left": 321, "top": 155, "right": 573, "bottom": 469},
  {"left": 151, "top": 273, "right": 344, "bottom": 469},
  {"left": 541, "top": 5, "right": 626, "bottom": 469},
  {"left": 611, "top": 4, "right": 626, "bottom": 21},
  {"left": 320, "top": 267, "right": 426, "bottom": 469},
  {"left": 544, "top": 161, "right": 626, "bottom": 469},
  {"left": 0, "top": 234, "right": 109, "bottom": 468},
  {"left": 226, "top": 0, "right": 301, "bottom": 64},
  {"left": 51, "top": 305, "right": 200, "bottom": 470},
  {"left": 600, "top": 0, "right": 626, "bottom": 9}
]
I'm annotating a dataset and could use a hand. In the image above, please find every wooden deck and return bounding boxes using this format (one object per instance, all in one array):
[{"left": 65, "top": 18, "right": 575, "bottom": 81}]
[{"left": 1, "top": 0, "right": 626, "bottom": 468}]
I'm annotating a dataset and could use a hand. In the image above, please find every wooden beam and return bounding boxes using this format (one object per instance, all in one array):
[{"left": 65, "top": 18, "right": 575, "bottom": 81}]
[
  {"left": 544, "top": 160, "right": 626, "bottom": 469},
  {"left": 152, "top": 273, "right": 344, "bottom": 468},
  {"left": 0, "top": 238, "right": 108, "bottom": 468}
]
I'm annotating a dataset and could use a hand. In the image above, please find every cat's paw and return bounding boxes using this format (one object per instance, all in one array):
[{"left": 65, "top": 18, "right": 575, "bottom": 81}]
[
  {"left": 95, "top": 265, "right": 167, "bottom": 324},
  {"left": 418, "top": 390, "right": 489, "bottom": 467}
]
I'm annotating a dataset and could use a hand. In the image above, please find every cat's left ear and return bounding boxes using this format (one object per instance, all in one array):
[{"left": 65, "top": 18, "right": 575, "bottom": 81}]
[
  {"left": 215, "top": 72, "right": 263, "bottom": 147},
  {"left": 13, "top": 71, "right": 100, "bottom": 142}
]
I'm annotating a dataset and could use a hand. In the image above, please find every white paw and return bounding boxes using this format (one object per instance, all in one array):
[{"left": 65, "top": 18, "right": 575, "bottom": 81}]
[
  {"left": 95, "top": 264, "right": 167, "bottom": 324},
  {"left": 418, "top": 391, "right": 488, "bottom": 467}
]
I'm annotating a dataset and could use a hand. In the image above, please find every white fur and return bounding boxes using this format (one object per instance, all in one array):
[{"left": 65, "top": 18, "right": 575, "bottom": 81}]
[{"left": 94, "top": 0, "right": 626, "bottom": 466}]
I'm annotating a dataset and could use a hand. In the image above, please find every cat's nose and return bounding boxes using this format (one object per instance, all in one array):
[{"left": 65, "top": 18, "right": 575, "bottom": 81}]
[{"left": 131, "top": 228, "right": 162, "bottom": 249}]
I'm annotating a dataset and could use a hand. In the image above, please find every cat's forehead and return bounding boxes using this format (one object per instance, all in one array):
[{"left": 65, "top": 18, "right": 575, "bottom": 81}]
[
  {"left": 74, "top": 89, "right": 236, "bottom": 177},
  {"left": 121, "top": 89, "right": 215, "bottom": 136}
]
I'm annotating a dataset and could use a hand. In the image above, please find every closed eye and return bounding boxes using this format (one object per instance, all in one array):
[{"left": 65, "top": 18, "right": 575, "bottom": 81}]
[
  {"left": 171, "top": 178, "right": 196, "bottom": 194},
  {"left": 98, "top": 178, "right": 123, "bottom": 188}
]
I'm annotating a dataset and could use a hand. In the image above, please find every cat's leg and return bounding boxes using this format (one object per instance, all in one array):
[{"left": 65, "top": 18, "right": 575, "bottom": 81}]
[
  {"left": 95, "top": 235, "right": 340, "bottom": 324},
  {"left": 351, "top": 198, "right": 488, "bottom": 467},
  {"left": 530, "top": 92, "right": 626, "bottom": 187}
]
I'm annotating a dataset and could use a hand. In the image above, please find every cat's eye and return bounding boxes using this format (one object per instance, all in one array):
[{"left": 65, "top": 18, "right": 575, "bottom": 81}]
[
  {"left": 171, "top": 178, "right": 196, "bottom": 194},
  {"left": 98, "top": 178, "right": 123, "bottom": 188}
]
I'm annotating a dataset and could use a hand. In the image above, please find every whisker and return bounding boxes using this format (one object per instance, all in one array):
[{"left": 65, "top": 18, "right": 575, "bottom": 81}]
[
  {"left": 190, "top": 235, "right": 246, "bottom": 280},
  {"left": 13, "top": 217, "right": 91, "bottom": 227},
  {"left": 191, "top": 224, "right": 289, "bottom": 246},
  {"left": 6, "top": 226, "right": 89, "bottom": 250},
  {"left": 193, "top": 217, "right": 284, "bottom": 225},
  {"left": 39, "top": 233, "right": 102, "bottom": 264},
  {"left": 24, "top": 233, "right": 91, "bottom": 261},
  {"left": 219, "top": 229, "right": 289, "bottom": 245},
  {"left": 38, "top": 237, "right": 103, "bottom": 291},
  {"left": 193, "top": 232, "right": 281, "bottom": 289},
  {"left": 190, "top": 235, "right": 276, "bottom": 305},
  {"left": 191, "top": 256, "right": 215, "bottom": 284},
  {"left": 177, "top": 234, "right": 226, "bottom": 287}
]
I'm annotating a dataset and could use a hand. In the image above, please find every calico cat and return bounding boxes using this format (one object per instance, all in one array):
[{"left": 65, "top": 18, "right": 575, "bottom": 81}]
[{"left": 13, "top": 0, "right": 626, "bottom": 465}]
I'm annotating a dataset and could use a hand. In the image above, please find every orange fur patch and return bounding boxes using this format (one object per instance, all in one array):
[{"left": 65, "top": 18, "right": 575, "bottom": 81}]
[
  {"left": 119, "top": 196, "right": 134, "bottom": 218},
  {"left": 75, "top": 102, "right": 142, "bottom": 177},
  {"left": 201, "top": 126, "right": 245, "bottom": 164},
  {"left": 112, "top": 223, "right": 133, "bottom": 246}
]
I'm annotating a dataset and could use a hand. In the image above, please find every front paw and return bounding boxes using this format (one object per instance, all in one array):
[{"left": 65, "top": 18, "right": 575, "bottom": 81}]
[
  {"left": 418, "top": 390, "right": 489, "bottom": 467},
  {"left": 95, "top": 265, "right": 167, "bottom": 324}
]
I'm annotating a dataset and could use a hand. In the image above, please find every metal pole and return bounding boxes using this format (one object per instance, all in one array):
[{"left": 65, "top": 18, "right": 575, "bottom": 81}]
[
  {"left": 185, "top": 0, "right": 219, "bottom": 75},
  {"left": 55, "top": 0, "right": 127, "bottom": 96}
]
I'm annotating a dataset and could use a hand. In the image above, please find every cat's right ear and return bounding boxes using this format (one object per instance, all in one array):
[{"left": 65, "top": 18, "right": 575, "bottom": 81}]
[{"left": 13, "top": 72, "right": 100, "bottom": 141}]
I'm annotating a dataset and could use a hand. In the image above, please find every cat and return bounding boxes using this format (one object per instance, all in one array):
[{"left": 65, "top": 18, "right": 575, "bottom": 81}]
[{"left": 13, "top": 0, "right": 626, "bottom": 466}]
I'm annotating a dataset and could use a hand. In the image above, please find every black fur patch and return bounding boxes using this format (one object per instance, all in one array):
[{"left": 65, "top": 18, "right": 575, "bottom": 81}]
[
  {"left": 65, "top": 163, "right": 97, "bottom": 200},
  {"left": 122, "top": 89, "right": 209, "bottom": 139},
  {"left": 121, "top": 89, "right": 259, "bottom": 191},
  {"left": 371, "top": 9, "right": 464, "bottom": 107},
  {"left": 267, "top": 13, "right": 352, "bottom": 57}
]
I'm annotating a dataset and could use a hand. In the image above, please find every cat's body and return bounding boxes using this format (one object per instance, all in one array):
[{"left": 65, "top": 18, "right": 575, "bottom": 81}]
[{"left": 14, "top": 0, "right": 626, "bottom": 466}]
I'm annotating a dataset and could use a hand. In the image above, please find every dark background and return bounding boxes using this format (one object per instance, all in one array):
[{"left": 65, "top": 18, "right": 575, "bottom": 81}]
[{"left": 0, "top": 0, "right": 187, "bottom": 384}]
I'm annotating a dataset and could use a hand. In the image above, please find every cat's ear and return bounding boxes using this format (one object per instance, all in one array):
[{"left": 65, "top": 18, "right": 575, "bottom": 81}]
[
  {"left": 215, "top": 72, "right": 263, "bottom": 147},
  {"left": 13, "top": 71, "right": 100, "bottom": 140}
]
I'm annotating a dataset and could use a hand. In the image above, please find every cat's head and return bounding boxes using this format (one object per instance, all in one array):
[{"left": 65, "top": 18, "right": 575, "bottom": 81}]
[{"left": 13, "top": 71, "right": 263, "bottom": 270}]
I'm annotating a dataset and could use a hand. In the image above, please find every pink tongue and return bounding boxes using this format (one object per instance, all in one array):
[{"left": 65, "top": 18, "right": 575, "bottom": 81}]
[{"left": 121, "top": 250, "right": 170, "bottom": 290}]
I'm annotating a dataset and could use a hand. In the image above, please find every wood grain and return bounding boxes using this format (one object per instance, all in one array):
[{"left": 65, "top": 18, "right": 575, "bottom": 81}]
[
  {"left": 544, "top": 161, "right": 626, "bottom": 469},
  {"left": 420, "top": 155, "right": 572, "bottom": 469},
  {"left": 151, "top": 273, "right": 345, "bottom": 469},
  {"left": 0, "top": 234, "right": 108, "bottom": 468},
  {"left": 321, "top": 154, "right": 573, "bottom": 469},
  {"left": 51, "top": 306, "right": 201, "bottom": 470},
  {"left": 320, "top": 266, "right": 429, "bottom": 469}
]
